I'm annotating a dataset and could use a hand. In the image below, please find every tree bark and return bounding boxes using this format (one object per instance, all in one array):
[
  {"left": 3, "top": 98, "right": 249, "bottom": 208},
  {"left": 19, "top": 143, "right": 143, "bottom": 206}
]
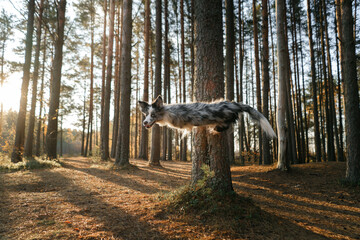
[
  {"left": 11, "top": 0, "right": 35, "bottom": 162},
  {"left": 192, "top": 0, "right": 232, "bottom": 191},
  {"left": 306, "top": 0, "right": 321, "bottom": 163},
  {"left": 238, "top": 0, "right": 246, "bottom": 164},
  {"left": 88, "top": 0, "right": 95, "bottom": 156},
  {"left": 334, "top": 4, "right": 344, "bottom": 162},
  {"left": 100, "top": 0, "right": 107, "bottom": 160},
  {"left": 225, "top": 0, "right": 235, "bottom": 164},
  {"left": 180, "top": 0, "right": 187, "bottom": 162},
  {"left": 253, "top": 0, "right": 262, "bottom": 164},
  {"left": 149, "top": 0, "right": 162, "bottom": 166},
  {"left": 101, "top": 0, "right": 115, "bottom": 160},
  {"left": 276, "top": 0, "right": 290, "bottom": 171},
  {"left": 319, "top": 0, "right": 335, "bottom": 162},
  {"left": 46, "top": 0, "right": 66, "bottom": 160},
  {"left": 340, "top": 0, "right": 360, "bottom": 183},
  {"left": 24, "top": 0, "right": 44, "bottom": 158},
  {"left": 115, "top": 0, "right": 132, "bottom": 166},
  {"left": 111, "top": 1, "right": 122, "bottom": 158},
  {"left": 139, "top": 0, "right": 150, "bottom": 160},
  {"left": 35, "top": 31, "right": 47, "bottom": 157},
  {"left": 261, "top": 0, "right": 271, "bottom": 165},
  {"left": 162, "top": 0, "right": 171, "bottom": 161}
]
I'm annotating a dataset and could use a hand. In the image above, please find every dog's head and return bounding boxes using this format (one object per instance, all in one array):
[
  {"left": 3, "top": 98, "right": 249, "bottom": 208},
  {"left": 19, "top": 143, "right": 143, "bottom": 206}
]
[{"left": 138, "top": 95, "right": 164, "bottom": 129}]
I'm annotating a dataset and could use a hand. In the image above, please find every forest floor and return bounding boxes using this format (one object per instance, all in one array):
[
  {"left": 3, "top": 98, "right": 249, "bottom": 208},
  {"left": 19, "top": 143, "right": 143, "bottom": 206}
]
[{"left": 0, "top": 157, "right": 359, "bottom": 240}]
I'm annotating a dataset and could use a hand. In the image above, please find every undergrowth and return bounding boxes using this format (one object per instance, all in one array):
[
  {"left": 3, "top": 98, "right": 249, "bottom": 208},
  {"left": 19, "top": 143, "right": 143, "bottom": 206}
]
[
  {"left": 157, "top": 165, "right": 263, "bottom": 236},
  {"left": 0, "top": 154, "right": 61, "bottom": 172}
]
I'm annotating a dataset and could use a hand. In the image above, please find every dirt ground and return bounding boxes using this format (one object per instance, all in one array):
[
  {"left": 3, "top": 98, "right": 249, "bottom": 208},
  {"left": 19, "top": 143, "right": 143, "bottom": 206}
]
[{"left": 0, "top": 157, "right": 359, "bottom": 240}]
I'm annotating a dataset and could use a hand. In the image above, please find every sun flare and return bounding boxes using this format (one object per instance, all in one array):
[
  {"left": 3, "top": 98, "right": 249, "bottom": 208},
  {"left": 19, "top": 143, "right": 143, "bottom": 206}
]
[{"left": 0, "top": 74, "right": 21, "bottom": 112}]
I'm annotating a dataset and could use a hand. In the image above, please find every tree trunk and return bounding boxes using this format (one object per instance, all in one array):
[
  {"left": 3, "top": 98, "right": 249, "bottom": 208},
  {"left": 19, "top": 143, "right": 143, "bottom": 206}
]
[
  {"left": 269, "top": 1, "right": 277, "bottom": 162},
  {"left": 162, "top": 0, "right": 170, "bottom": 161},
  {"left": 149, "top": 0, "right": 162, "bottom": 166},
  {"left": 115, "top": 0, "right": 132, "bottom": 166},
  {"left": 319, "top": 0, "right": 335, "bottom": 162},
  {"left": 111, "top": 2, "right": 122, "bottom": 158},
  {"left": 340, "top": 0, "right": 360, "bottom": 183},
  {"left": 46, "top": 0, "right": 66, "bottom": 160},
  {"left": 334, "top": 4, "right": 344, "bottom": 162},
  {"left": 253, "top": 0, "right": 262, "bottom": 164},
  {"left": 11, "top": 0, "right": 35, "bottom": 162},
  {"left": 276, "top": 0, "right": 290, "bottom": 171},
  {"left": 261, "top": 0, "right": 271, "bottom": 164},
  {"left": 192, "top": 0, "right": 232, "bottom": 192},
  {"left": 35, "top": 31, "right": 47, "bottom": 157},
  {"left": 100, "top": 0, "right": 107, "bottom": 160},
  {"left": 24, "top": 0, "right": 44, "bottom": 158},
  {"left": 322, "top": 0, "right": 340, "bottom": 162},
  {"left": 239, "top": 0, "right": 247, "bottom": 164},
  {"left": 88, "top": 0, "right": 95, "bottom": 156},
  {"left": 225, "top": 0, "right": 235, "bottom": 164},
  {"left": 180, "top": 0, "right": 187, "bottom": 162},
  {"left": 81, "top": 83, "right": 86, "bottom": 156},
  {"left": 101, "top": 0, "right": 115, "bottom": 160},
  {"left": 306, "top": 0, "right": 321, "bottom": 162},
  {"left": 139, "top": 0, "right": 150, "bottom": 160}
]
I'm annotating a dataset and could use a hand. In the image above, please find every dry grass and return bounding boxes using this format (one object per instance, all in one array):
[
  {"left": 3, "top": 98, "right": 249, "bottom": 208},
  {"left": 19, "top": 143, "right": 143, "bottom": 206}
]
[{"left": 0, "top": 157, "right": 359, "bottom": 239}]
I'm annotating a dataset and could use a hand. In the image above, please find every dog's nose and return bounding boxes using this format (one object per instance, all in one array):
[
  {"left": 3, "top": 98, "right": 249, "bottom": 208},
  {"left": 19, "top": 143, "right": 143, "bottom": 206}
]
[{"left": 143, "top": 121, "right": 148, "bottom": 125}]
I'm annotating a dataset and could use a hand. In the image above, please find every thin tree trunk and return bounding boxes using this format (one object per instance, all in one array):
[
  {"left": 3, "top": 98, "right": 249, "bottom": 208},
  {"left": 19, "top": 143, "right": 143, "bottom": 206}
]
[
  {"left": 24, "top": 0, "right": 44, "bottom": 158},
  {"left": 11, "top": 0, "right": 35, "bottom": 162},
  {"left": 180, "top": 0, "right": 187, "bottom": 162},
  {"left": 60, "top": 111, "right": 63, "bottom": 157},
  {"left": 88, "top": 0, "right": 95, "bottom": 156},
  {"left": 225, "top": 0, "right": 235, "bottom": 164},
  {"left": 100, "top": 0, "right": 107, "bottom": 160},
  {"left": 253, "top": 0, "right": 262, "bottom": 164},
  {"left": 162, "top": 0, "right": 170, "bottom": 161},
  {"left": 238, "top": 0, "right": 245, "bottom": 164},
  {"left": 283, "top": 2, "right": 297, "bottom": 164},
  {"left": 298, "top": 17, "right": 309, "bottom": 163},
  {"left": 138, "top": 0, "right": 150, "bottom": 160},
  {"left": 149, "top": 0, "right": 162, "bottom": 166},
  {"left": 135, "top": 62, "right": 139, "bottom": 158},
  {"left": 24, "top": 0, "right": 44, "bottom": 157},
  {"left": 319, "top": 0, "right": 335, "bottom": 162},
  {"left": 101, "top": 0, "right": 115, "bottom": 160},
  {"left": 322, "top": 0, "right": 340, "bottom": 162},
  {"left": 306, "top": 0, "right": 321, "bottom": 162},
  {"left": 334, "top": 5, "right": 344, "bottom": 162},
  {"left": 46, "top": 0, "right": 66, "bottom": 160},
  {"left": 269, "top": 2, "right": 277, "bottom": 162},
  {"left": 35, "top": 31, "right": 47, "bottom": 157},
  {"left": 81, "top": 83, "right": 86, "bottom": 156},
  {"left": 111, "top": 1, "right": 122, "bottom": 158},
  {"left": 261, "top": 0, "right": 271, "bottom": 164}
]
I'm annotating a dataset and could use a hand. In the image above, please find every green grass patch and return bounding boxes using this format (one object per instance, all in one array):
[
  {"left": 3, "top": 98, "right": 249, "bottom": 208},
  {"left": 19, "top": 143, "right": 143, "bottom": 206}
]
[{"left": 0, "top": 154, "right": 61, "bottom": 172}]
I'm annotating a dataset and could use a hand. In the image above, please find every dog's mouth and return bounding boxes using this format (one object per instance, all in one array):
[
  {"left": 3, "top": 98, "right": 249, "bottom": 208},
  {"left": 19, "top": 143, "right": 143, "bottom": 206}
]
[{"left": 144, "top": 121, "right": 155, "bottom": 129}]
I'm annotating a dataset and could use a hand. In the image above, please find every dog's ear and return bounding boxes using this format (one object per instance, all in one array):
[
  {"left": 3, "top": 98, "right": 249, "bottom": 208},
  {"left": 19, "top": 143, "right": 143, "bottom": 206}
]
[
  {"left": 152, "top": 95, "right": 163, "bottom": 108},
  {"left": 138, "top": 101, "right": 150, "bottom": 114}
]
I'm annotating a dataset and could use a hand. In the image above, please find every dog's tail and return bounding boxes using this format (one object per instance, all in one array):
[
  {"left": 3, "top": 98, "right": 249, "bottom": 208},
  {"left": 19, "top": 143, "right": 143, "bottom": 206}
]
[{"left": 233, "top": 102, "right": 277, "bottom": 139}]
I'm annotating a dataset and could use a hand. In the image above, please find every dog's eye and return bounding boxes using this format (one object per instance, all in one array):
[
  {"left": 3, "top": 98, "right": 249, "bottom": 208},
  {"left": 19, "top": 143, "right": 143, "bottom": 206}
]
[{"left": 151, "top": 114, "right": 155, "bottom": 118}]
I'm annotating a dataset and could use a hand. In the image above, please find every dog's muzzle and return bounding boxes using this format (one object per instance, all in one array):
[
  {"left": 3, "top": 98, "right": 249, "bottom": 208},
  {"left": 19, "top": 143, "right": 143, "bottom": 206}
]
[{"left": 143, "top": 121, "right": 155, "bottom": 129}]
